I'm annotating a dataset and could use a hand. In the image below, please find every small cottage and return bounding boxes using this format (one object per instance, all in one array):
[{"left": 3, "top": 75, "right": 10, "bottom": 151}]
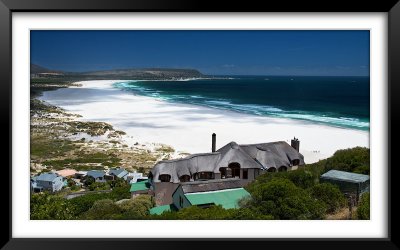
[
  {"left": 320, "top": 170, "right": 370, "bottom": 201},
  {"left": 33, "top": 173, "right": 64, "bottom": 192},
  {"left": 107, "top": 168, "right": 129, "bottom": 181},
  {"left": 86, "top": 170, "right": 106, "bottom": 182}
]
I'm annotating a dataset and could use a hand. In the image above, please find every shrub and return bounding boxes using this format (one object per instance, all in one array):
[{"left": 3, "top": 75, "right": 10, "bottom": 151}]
[
  {"left": 325, "top": 147, "right": 370, "bottom": 174},
  {"left": 356, "top": 193, "right": 370, "bottom": 220},
  {"left": 31, "top": 193, "right": 76, "bottom": 220},
  {"left": 309, "top": 183, "right": 347, "bottom": 213},
  {"left": 118, "top": 195, "right": 155, "bottom": 218},
  {"left": 88, "top": 181, "right": 111, "bottom": 191},
  {"left": 248, "top": 178, "right": 326, "bottom": 219},
  {"left": 81, "top": 199, "right": 122, "bottom": 219}
]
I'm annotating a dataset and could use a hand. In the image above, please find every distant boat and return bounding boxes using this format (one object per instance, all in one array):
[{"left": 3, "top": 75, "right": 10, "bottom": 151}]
[{"left": 264, "top": 78, "right": 269, "bottom": 81}]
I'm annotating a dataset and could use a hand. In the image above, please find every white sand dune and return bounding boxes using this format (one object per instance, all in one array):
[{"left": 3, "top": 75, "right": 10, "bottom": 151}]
[{"left": 39, "top": 80, "right": 369, "bottom": 164}]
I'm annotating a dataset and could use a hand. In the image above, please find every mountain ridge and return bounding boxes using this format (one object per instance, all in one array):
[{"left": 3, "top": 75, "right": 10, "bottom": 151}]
[{"left": 30, "top": 64, "right": 205, "bottom": 80}]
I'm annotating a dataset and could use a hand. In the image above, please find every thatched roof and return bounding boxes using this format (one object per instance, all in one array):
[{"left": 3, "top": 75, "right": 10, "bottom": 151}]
[
  {"left": 216, "top": 142, "right": 263, "bottom": 170},
  {"left": 150, "top": 153, "right": 221, "bottom": 183},
  {"left": 150, "top": 141, "right": 304, "bottom": 183},
  {"left": 240, "top": 141, "right": 305, "bottom": 170}
]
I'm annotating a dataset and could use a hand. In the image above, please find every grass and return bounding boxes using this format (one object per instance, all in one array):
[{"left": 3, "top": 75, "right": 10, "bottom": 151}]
[
  {"left": 43, "top": 152, "right": 122, "bottom": 170},
  {"left": 65, "top": 121, "right": 113, "bottom": 136},
  {"left": 31, "top": 134, "right": 77, "bottom": 159},
  {"left": 156, "top": 145, "right": 175, "bottom": 153}
]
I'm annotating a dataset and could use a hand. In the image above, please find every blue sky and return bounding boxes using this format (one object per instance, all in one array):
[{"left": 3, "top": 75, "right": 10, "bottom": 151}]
[{"left": 30, "top": 30, "right": 370, "bottom": 76}]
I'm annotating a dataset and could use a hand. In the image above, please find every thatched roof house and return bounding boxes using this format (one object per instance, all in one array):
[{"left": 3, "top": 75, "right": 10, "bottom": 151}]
[
  {"left": 150, "top": 141, "right": 304, "bottom": 184},
  {"left": 149, "top": 140, "right": 304, "bottom": 206}
]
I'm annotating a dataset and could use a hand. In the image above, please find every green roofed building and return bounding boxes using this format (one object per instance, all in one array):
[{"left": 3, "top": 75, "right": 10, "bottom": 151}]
[
  {"left": 171, "top": 179, "right": 250, "bottom": 210},
  {"left": 320, "top": 170, "right": 369, "bottom": 201},
  {"left": 130, "top": 180, "right": 151, "bottom": 198}
]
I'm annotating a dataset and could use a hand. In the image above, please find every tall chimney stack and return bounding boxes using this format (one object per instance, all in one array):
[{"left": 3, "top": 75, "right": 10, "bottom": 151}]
[
  {"left": 291, "top": 137, "right": 300, "bottom": 152},
  {"left": 212, "top": 133, "right": 216, "bottom": 152}
]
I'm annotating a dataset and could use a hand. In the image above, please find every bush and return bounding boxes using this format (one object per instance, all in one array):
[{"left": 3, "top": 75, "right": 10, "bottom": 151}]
[
  {"left": 83, "top": 176, "right": 95, "bottom": 186},
  {"left": 309, "top": 183, "right": 346, "bottom": 213},
  {"left": 357, "top": 193, "right": 370, "bottom": 220},
  {"left": 155, "top": 205, "right": 234, "bottom": 220},
  {"left": 248, "top": 178, "right": 326, "bottom": 219},
  {"left": 89, "top": 181, "right": 111, "bottom": 191},
  {"left": 31, "top": 193, "right": 76, "bottom": 220},
  {"left": 325, "top": 147, "right": 370, "bottom": 174},
  {"left": 81, "top": 199, "right": 122, "bottom": 219},
  {"left": 118, "top": 195, "right": 155, "bottom": 218},
  {"left": 286, "top": 169, "right": 315, "bottom": 189},
  {"left": 67, "top": 178, "right": 76, "bottom": 187}
]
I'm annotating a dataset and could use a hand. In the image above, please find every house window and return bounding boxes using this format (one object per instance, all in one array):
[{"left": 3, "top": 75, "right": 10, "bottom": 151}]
[
  {"left": 179, "top": 175, "right": 190, "bottom": 182},
  {"left": 292, "top": 159, "right": 300, "bottom": 166},
  {"left": 228, "top": 162, "right": 241, "bottom": 178},
  {"left": 158, "top": 174, "right": 171, "bottom": 182},
  {"left": 194, "top": 172, "right": 214, "bottom": 180},
  {"left": 278, "top": 166, "right": 288, "bottom": 172},
  {"left": 242, "top": 169, "right": 248, "bottom": 179},
  {"left": 220, "top": 168, "right": 233, "bottom": 179},
  {"left": 179, "top": 196, "right": 184, "bottom": 207}
]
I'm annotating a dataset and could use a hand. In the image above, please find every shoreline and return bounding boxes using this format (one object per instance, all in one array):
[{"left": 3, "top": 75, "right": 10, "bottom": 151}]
[{"left": 38, "top": 80, "right": 370, "bottom": 164}]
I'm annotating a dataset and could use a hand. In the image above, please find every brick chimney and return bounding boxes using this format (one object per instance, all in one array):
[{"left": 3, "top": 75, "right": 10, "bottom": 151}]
[
  {"left": 212, "top": 133, "right": 216, "bottom": 152},
  {"left": 291, "top": 137, "right": 300, "bottom": 152}
]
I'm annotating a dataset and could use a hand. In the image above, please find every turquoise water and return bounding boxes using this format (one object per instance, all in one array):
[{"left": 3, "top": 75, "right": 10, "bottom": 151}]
[{"left": 113, "top": 76, "right": 370, "bottom": 131}]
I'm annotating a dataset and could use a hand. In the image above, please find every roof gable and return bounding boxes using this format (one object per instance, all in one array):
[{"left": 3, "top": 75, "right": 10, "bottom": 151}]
[
  {"left": 36, "top": 173, "right": 60, "bottom": 182},
  {"left": 217, "top": 142, "right": 262, "bottom": 169},
  {"left": 87, "top": 170, "right": 105, "bottom": 179},
  {"left": 109, "top": 168, "right": 128, "bottom": 177}
]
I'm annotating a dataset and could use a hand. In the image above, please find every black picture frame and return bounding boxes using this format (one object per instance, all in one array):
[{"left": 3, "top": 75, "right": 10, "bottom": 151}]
[{"left": 2, "top": 0, "right": 399, "bottom": 249}]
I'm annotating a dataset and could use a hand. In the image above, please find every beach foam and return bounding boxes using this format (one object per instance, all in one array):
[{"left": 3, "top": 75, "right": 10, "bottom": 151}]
[{"left": 39, "top": 80, "right": 369, "bottom": 164}]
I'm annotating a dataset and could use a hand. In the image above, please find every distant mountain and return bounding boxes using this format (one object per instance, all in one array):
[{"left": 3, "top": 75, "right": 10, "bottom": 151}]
[
  {"left": 30, "top": 64, "right": 64, "bottom": 74},
  {"left": 79, "top": 68, "right": 204, "bottom": 79},
  {"left": 30, "top": 64, "right": 204, "bottom": 80}
]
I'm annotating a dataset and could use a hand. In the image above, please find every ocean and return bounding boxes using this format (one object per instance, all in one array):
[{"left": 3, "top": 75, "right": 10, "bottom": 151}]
[{"left": 113, "top": 76, "right": 370, "bottom": 131}]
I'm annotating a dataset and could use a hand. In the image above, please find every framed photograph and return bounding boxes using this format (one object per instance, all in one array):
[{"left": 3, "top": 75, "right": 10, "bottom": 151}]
[{"left": 2, "top": 0, "right": 399, "bottom": 249}]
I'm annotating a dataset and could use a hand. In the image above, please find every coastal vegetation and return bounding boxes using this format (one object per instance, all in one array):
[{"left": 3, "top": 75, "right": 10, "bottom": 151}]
[
  {"left": 356, "top": 192, "right": 370, "bottom": 219},
  {"left": 30, "top": 97, "right": 174, "bottom": 174}
]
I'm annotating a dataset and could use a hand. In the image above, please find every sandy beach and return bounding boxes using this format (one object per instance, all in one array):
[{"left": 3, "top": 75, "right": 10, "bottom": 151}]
[{"left": 39, "top": 80, "right": 369, "bottom": 164}]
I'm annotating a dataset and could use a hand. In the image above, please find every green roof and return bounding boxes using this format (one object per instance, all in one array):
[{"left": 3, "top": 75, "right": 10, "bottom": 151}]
[
  {"left": 185, "top": 188, "right": 250, "bottom": 209},
  {"left": 149, "top": 204, "right": 172, "bottom": 215},
  {"left": 130, "top": 180, "right": 150, "bottom": 192}
]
